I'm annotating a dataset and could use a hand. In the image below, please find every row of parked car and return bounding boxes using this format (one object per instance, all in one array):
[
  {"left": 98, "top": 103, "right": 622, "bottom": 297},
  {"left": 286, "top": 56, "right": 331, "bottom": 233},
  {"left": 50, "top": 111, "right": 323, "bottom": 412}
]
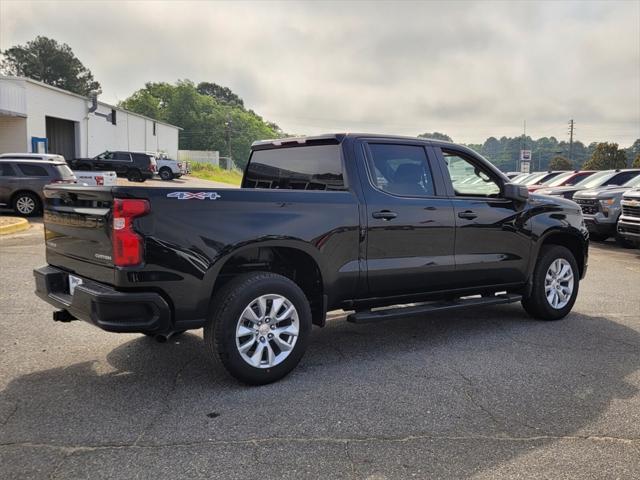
[
  {"left": 506, "top": 168, "right": 640, "bottom": 247},
  {"left": 0, "top": 150, "right": 190, "bottom": 216}
]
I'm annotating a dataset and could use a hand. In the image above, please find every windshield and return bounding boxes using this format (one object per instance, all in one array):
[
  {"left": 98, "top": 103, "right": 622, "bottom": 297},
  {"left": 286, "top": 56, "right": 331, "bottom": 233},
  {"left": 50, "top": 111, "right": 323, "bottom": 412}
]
[
  {"left": 574, "top": 170, "right": 614, "bottom": 188},
  {"left": 55, "top": 164, "right": 76, "bottom": 180},
  {"left": 522, "top": 172, "right": 549, "bottom": 185},
  {"left": 623, "top": 175, "right": 640, "bottom": 188},
  {"left": 544, "top": 171, "right": 574, "bottom": 186}
]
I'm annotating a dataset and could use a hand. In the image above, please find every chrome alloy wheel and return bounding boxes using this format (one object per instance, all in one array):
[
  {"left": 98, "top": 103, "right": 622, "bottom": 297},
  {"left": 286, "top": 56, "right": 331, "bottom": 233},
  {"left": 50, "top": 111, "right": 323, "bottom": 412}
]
[
  {"left": 235, "top": 294, "right": 299, "bottom": 368},
  {"left": 544, "top": 258, "right": 574, "bottom": 309},
  {"left": 16, "top": 196, "right": 36, "bottom": 214}
]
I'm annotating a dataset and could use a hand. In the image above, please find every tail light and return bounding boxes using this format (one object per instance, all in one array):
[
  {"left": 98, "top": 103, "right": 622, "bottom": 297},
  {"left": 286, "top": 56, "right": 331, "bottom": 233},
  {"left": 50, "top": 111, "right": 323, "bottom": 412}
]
[
  {"left": 148, "top": 163, "right": 156, "bottom": 172},
  {"left": 112, "top": 198, "right": 150, "bottom": 267}
]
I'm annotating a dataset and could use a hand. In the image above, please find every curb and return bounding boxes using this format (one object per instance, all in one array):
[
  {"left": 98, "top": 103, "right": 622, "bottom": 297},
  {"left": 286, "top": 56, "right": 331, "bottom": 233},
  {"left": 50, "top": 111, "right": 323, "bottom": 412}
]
[{"left": 0, "top": 217, "right": 30, "bottom": 236}]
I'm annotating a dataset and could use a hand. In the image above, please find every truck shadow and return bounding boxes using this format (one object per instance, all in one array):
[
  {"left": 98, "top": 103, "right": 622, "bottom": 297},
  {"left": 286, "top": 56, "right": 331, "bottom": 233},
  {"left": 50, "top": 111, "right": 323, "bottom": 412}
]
[{"left": 1, "top": 307, "right": 638, "bottom": 476}]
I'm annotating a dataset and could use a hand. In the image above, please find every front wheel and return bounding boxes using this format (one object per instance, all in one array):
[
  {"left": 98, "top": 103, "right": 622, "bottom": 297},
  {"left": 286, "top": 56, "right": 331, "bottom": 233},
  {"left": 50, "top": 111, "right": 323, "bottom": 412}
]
[
  {"left": 13, "top": 192, "right": 41, "bottom": 217},
  {"left": 204, "top": 272, "right": 312, "bottom": 385},
  {"left": 522, "top": 245, "right": 579, "bottom": 320}
]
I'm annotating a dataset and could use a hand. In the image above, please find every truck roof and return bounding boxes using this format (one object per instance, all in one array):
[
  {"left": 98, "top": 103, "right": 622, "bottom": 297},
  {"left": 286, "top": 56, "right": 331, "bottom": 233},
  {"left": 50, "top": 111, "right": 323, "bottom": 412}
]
[{"left": 251, "top": 133, "right": 457, "bottom": 150}]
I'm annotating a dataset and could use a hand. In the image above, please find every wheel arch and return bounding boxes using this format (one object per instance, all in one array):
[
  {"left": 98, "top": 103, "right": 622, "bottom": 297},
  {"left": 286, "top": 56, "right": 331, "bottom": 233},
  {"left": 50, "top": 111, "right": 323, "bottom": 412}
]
[
  {"left": 206, "top": 240, "right": 328, "bottom": 326},
  {"left": 532, "top": 228, "right": 587, "bottom": 279}
]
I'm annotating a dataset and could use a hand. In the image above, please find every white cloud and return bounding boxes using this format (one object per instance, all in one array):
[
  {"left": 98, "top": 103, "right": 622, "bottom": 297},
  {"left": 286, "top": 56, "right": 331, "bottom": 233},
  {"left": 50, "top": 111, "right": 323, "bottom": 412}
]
[{"left": 1, "top": 0, "right": 638, "bottom": 145}]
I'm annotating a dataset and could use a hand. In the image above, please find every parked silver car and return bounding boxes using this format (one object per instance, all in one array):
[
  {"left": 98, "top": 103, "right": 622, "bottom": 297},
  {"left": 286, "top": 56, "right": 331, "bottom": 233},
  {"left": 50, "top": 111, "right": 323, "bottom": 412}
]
[{"left": 0, "top": 158, "right": 76, "bottom": 216}]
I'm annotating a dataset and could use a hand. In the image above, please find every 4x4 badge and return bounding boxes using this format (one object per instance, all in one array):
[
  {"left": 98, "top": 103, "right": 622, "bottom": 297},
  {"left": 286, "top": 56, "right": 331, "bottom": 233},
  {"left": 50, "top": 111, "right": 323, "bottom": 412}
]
[{"left": 167, "top": 192, "right": 221, "bottom": 200}]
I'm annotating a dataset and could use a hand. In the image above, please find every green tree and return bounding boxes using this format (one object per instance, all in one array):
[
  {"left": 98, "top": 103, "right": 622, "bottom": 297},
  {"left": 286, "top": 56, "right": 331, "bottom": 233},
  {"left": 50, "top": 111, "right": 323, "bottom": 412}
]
[
  {"left": 119, "top": 80, "right": 283, "bottom": 168},
  {"left": 583, "top": 142, "right": 628, "bottom": 170},
  {"left": 633, "top": 154, "right": 640, "bottom": 168},
  {"left": 549, "top": 155, "right": 573, "bottom": 170},
  {"left": 197, "top": 82, "right": 244, "bottom": 108},
  {"left": 0, "top": 36, "right": 100, "bottom": 95},
  {"left": 417, "top": 132, "right": 453, "bottom": 142}
]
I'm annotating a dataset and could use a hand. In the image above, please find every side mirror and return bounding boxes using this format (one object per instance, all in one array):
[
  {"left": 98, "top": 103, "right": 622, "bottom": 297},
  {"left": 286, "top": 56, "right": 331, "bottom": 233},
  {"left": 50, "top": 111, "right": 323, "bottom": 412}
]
[{"left": 503, "top": 182, "right": 529, "bottom": 201}]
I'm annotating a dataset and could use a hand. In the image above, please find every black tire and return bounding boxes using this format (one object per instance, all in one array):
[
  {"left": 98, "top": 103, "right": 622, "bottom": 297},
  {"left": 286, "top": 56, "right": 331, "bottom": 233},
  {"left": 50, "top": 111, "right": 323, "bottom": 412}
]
[
  {"left": 12, "top": 191, "right": 41, "bottom": 217},
  {"left": 204, "top": 272, "right": 312, "bottom": 385},
  {"left": 522, "top": 245, "right": 579, "bottom": 321},
  {"left": 126, "top": 169, "right": 143, "bottom": 182},
  {"left": 159, "top": 167, "right": 174, "bottom": 181},
  {"left": 615, "top": 234, "right": 635, "bottom": 249},
  {"left": 588, "top": 232, "right": 608, "bottom": 242}
]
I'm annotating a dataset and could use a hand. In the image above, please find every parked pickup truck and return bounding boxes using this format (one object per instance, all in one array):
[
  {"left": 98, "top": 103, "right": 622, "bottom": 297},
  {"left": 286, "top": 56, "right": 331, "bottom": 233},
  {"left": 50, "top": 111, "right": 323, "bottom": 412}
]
[
  {"left": 617, "top": 189, "right": 640, "bottom": 247},
  {"left": 34, "top": 134, "right": 589, "bottom": 384},
  {"left": 574, "top": 175, "right": 640, "bottom": 246}
]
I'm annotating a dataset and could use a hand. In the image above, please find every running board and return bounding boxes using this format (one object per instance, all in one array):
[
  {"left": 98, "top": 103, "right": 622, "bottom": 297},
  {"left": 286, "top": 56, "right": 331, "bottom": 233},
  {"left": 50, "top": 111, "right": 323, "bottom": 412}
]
[{"left": 346, "top": 293, "right": 522, "bottom": 324}]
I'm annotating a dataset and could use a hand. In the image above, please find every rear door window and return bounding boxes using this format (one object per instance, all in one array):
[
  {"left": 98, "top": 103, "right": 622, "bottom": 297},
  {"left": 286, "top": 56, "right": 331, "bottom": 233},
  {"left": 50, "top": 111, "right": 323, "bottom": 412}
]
[
  {"left": 365, "top": 143, "right": 435, "bottom": 197},
  {"left": 114, "top": 152, "right": 133, "bottom": 162},
  {"left": 606, "top": 171, "right": 640, "bottom": 185},
  {"left": 54, "top": 164, "right": 76, "bottom": 180},
  {"left": 0, "top": 163, "right": 17, "bottom": 176},
  {"left": 244, "top": 144, "right": 346, "bottom": 190},
  {"left": 17, "top": 164, "right": 49, "bottom": 177}
]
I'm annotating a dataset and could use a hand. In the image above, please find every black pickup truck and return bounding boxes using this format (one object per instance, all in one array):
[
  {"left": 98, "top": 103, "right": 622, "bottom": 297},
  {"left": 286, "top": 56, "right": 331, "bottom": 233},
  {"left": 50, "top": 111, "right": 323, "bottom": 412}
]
[{"left": 34, "top": 134, "right": 588, "bottom": 384}]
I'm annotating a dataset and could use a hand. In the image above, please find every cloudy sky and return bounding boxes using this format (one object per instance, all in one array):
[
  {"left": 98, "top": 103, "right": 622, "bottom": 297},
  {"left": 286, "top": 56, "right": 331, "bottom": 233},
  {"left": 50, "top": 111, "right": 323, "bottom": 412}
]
[{"left": 1, "top": 0, "right": 639, "bottom": 146}]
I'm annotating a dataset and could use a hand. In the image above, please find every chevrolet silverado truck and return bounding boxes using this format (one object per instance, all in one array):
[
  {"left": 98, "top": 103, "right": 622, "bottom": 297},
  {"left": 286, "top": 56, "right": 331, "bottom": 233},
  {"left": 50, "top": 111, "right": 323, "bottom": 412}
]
[
  {"left": 574, "top": 175, "right": 640, "bottom": 246},
  {"left": 34, "top": 134, "right": 588, "bottom": 384},
  {"left": 618, "top": 188, "right": 640, "bottom": 247}
]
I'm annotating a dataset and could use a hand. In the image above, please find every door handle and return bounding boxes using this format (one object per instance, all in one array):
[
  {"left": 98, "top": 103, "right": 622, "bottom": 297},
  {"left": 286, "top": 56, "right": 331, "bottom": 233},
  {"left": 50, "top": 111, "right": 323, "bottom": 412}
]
[
  {"left": 458, "top": 210, "right": 477, "bottom": 220},
  {"left": 372, "top": 210, "right": 398, "bottom": 220}
]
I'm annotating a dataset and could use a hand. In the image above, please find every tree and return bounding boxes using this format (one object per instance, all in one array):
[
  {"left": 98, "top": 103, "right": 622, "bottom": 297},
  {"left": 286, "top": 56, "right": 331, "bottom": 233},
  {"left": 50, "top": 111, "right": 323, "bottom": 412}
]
[
  {"left": 583, "top": 142, "right": 628, "bottom": 170},
  {"left": 119, "top": 80, "right": 283, "bottom": 168},
  {"left": 549, "top": 156, "right": 573, "bottom": 170},
  {"left": 197, "top": 82, "right": 244, "bottom": 108},
  {"left": 1, "top": 36, "right": 100, "bottom": 95},
  {"left": 633, "top": 154, "right": 640, "bottom": 168},
  {"left": 417, "top": 132, "right": 453, "bottom": 142}
]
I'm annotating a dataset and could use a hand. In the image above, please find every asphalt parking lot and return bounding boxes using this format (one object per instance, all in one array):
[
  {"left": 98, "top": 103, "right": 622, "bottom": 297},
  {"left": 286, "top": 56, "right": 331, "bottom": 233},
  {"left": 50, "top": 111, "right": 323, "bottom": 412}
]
[{"left": 1, "top": 219, "right": 639, "bottom": 479}]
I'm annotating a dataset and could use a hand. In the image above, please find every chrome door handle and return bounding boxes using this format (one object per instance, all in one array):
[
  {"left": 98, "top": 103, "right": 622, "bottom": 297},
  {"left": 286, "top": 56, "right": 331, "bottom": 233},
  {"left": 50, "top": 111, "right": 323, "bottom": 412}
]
[
  {"left": 458, "top": 210, "right": 477, "bottom": 220},
  {"left": 372, "top": 210, "right": 398, "bottom": 220}
]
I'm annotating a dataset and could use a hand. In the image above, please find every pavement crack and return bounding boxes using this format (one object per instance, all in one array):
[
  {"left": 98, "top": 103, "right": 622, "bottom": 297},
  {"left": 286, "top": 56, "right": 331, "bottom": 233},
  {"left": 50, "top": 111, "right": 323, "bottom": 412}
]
[
  {"left": 1, "top": 403, "right": 18, "bottom": 427},
  {"left": 4, "top": 433, "right": 638, "bottom": 453}
]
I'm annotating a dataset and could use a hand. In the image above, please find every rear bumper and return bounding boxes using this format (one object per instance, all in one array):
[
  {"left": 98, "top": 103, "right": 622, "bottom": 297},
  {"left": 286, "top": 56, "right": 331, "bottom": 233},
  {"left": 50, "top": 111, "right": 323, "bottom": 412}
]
[{"left": 33, "top": 265, "right": 171, "bottom": 333}]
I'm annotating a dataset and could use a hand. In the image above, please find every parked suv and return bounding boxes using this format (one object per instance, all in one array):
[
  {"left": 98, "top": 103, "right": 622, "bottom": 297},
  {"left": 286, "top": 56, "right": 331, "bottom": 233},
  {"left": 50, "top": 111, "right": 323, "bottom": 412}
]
[
  {"left": 574, "top": 175, "right": 640, "bottom": 245},
  {"left": 0, "top": 159, "right": 76, "bottom": 216},
  {"left": 617, "top": 189, "right": 640, "bottom": 247},
  {"left": 70, "top": 151, "right": 156, "bottom": 182}
]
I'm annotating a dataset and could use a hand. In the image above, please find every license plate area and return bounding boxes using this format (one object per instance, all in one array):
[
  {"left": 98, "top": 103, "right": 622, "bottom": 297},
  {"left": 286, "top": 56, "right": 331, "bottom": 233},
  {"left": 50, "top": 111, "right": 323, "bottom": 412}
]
[{"left": 68, "top": 274, "right": 83, "bottom": 295}]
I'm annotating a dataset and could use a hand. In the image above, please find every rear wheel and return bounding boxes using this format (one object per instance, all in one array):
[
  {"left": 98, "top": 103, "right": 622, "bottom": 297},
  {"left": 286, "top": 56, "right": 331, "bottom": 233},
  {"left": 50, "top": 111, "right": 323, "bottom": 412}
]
[
  {"left": 159, "top": 167, "right": 173, "bottom": 181},
  {"left": 204, "top": 272, "right": 311, "bottom": 385},
  {"left": 12, "top": 192, "right": 41, "bottom": 217},
  {"left": 126, "top": 169, "right": 143, "bottom": 182},
  {"left": 522, "top": 245, "right": 579, "bottom": 320}
]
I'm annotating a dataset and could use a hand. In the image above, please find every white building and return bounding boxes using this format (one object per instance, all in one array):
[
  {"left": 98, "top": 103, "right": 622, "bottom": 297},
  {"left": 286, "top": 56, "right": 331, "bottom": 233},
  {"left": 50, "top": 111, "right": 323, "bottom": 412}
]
[{"left": 0, "top": 76, "right": 181, "bottom": 160}]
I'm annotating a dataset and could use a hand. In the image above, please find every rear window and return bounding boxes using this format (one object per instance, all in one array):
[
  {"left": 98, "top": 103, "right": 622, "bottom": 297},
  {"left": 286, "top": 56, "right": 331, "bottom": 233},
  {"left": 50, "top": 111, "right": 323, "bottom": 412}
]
[
  {"left": 243, "top": 144, "right": 346, "bottom": 191},
  {"left": 54, "top": 164, "right": 76, "bottom": 179},
  {"left": 17, "top": 164, "right": 49, "bottom": 177}
]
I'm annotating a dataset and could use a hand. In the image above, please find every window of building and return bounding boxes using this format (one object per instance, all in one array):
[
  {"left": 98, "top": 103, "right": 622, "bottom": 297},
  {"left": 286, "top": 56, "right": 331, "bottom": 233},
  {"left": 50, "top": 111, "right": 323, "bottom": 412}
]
[
  {"left": 153, "top": 122, "right": 157, "bottom": 136},
  {"left": 243, "top": 144, "right": 346, "bottom": 191}
]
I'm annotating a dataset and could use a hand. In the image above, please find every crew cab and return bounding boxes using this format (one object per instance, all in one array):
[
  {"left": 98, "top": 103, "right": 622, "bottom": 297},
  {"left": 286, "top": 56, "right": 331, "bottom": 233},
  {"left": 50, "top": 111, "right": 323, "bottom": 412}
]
[
  {"left": 34, "top": 134, "right": 588, "bottom": 384},
  {"left": 70, "top": 151, "right": 157, "bottom": 182}
]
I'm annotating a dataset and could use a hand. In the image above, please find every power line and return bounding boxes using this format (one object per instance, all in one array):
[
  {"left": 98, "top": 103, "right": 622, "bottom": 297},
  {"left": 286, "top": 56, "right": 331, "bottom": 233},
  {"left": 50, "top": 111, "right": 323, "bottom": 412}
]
[{"left": 568, "top": 119, "right": 574, "bottom": 161}]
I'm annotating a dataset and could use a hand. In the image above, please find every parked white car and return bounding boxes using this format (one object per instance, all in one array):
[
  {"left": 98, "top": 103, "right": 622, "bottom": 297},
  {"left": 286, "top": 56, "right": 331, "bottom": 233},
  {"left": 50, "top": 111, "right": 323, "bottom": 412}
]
[{"left": 74, "top": 170, "right": 118, "bottom": 186}]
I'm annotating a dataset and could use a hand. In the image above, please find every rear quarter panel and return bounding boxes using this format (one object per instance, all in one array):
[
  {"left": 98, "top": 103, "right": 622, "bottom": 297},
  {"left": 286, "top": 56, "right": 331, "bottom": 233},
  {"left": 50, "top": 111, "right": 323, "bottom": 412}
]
[{"left": 115, "top": 186, "right": 361, "bottom": 324}]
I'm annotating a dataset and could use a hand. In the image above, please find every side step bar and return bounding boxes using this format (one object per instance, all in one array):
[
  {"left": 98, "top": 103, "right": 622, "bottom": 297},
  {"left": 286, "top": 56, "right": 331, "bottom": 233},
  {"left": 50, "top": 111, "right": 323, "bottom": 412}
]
[{"left": 347, "top": 293, "right": 522, "bottom": 324}]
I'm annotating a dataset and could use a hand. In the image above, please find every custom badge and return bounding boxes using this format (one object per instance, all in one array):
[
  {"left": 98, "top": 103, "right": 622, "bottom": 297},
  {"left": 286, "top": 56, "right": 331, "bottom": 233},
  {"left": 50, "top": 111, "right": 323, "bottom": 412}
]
[{"left": 167, "top": 192, "right": 221, "bottom": 200}]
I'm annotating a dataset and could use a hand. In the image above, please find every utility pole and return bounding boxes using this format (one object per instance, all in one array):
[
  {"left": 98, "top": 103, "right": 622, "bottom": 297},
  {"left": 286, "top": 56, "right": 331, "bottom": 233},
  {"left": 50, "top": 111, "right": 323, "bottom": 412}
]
[
  {"left": 225, "top": 114, "right": 232, "bottom": 166},
  {"left": 568, "top": 119, "right": 574, "bottom": 162}
]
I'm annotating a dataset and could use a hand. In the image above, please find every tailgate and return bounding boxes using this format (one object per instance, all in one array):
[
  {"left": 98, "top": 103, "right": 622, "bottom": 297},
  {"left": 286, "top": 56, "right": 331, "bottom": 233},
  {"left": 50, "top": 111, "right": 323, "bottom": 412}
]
[{"left": 43, "top": 185, "right": 115, "bottom": 284}]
